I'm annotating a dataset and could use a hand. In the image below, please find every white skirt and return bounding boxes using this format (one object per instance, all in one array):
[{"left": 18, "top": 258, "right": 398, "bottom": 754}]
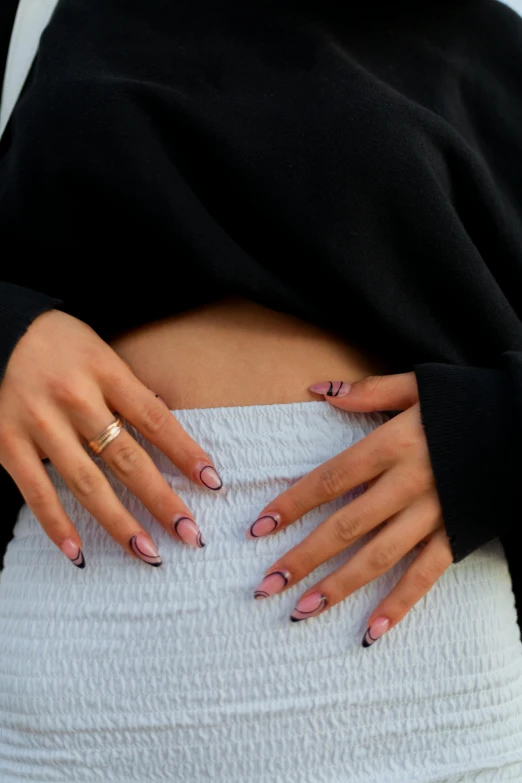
[{"left": 1, "top": 401, "right": 522, "bottom": 782}]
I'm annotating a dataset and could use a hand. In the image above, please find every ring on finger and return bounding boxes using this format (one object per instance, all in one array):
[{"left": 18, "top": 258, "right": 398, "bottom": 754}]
[{"left": 88, "top": 416, "right": 124, "bottom": 455}]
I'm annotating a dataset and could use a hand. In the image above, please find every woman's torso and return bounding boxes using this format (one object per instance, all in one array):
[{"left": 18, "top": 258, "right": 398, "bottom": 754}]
[{"left": 109, "top": 297, "right": 389, "bottom": 408}]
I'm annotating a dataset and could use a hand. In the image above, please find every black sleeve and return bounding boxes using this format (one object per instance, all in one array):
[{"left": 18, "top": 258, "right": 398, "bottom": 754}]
[
  {"left": 414, "top": 352, "right": 522, "bottom": 564},
  {"left": 0, "top": 282, "right": 62, "bottom": 380}
]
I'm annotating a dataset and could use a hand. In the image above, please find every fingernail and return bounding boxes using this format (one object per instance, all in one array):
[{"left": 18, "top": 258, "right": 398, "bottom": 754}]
[
  {"left": 290, "top": 591, "right": 328, "bottom": 622},
  {"left": 130, "top": 534, "right": 162, "bottom": 566},
  {"left": 60, "top": 538, "right": 85, "bottom": 568},
  {"left": 309, "top": 381, "right": 351, "bottom": 398},
  {"left": 195, "top": 462, "right": 225, "bottom": 494},
  {"left": 172, "top": 513, "right": 205, "bottom": 548},
  {"left": 254, "top": 569, "right": 291, "bottom": 599},
  {"left": 362, "top": 616, "right": 390, "bottom": 647},
  {"left": 247, "top": 512, "right": 282, "bottom": 539}
]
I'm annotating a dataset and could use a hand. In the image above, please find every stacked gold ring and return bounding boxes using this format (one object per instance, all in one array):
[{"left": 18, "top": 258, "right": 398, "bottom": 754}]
[{"left": 88, "top": 416, "right": 124, "bottom": 455}]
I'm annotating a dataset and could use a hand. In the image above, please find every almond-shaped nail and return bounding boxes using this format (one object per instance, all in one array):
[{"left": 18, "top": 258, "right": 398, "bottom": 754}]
[
  {"left": 172, "top": 514, "right": 205, "bottom": 548},
  {"left": 195, "top": 461, "right": 225, "bottom": 494},
  {"left": 362, "top": 616, "right": 390, "bottom": 647},
  {"left": 254, "top": 569, "right": 291, "bottom": 599},
  {"left": 247, "top": 512, "right": 282, "bottom": 539},
  {"left": 309, "top": 381, "right": 351, "bottom": 398},
  {"left": 290, "top": 591, "right": 328, "bottom": 622},
  {"left": 129, "top": 534, "right": 162, "bottom": 567},
  {"left": 60, "top": 538, "right": 85, "bottom": 569}
]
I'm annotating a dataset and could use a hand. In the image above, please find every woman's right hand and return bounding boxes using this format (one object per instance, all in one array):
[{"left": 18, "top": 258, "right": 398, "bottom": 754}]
[{"left": 0, "top": 309, "right": 222, "bottom": 567}]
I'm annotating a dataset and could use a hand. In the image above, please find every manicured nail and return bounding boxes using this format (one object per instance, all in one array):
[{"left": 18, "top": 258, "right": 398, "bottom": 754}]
[
  {"left": 254, "top": 569, "right": 291, "bottom": 599},
  {"left": 362, "top": 616, "right": 390, "bottom": 647},
  {"left": 172, "top": 513, "right": 205, "bottom": 548},
  {"left": 130, "top": 534, "right": 162, "bottom": 567},
  {"left": 60, "top": 538, "right": 85, "bottom": 569},
  {"left": 290, "top": 591, "right": 328, "bottom": 622},
  {"left": 247, "top": 512, "right": 282, "bottom": 539},
  {"left": 309, "top": 381, "right": 351, "bottom": 398},
  {"left": 195, "top": 461, "right": 225, "bottom": 494}
]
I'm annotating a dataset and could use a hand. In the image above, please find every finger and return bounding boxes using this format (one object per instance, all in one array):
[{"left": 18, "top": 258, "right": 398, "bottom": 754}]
[
  {"left": 247, "top": 419, "right": 399, "bottom": 538},
  {"left": 79, "top": 408, "right": 206, "bottom": 548},
  {"left": 100, "top": 367, "right": 224, "bottom": 493},
  {"left": 1, "top": 438, "right": 87, "bottom": 568},
  {"left": 284, "top": 498, "right": 440, "bottom": 617},
  {"left": 309, "top": 372, "right": 418, "bottom": 412},
  {"left": 360, "top": 526, "right": 452, "bottom": 647},
  {"left": 252, "top": 476, "right": 434, "bottom": 600},
  {"left": 34, "top": 416, "right": 164, "bottom": 566}
]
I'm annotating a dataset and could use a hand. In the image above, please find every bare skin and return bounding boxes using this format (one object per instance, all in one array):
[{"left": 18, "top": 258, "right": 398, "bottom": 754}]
[
  {"left": 109, "top": 296, "right": 390, "bottom": 409},
  {"left": 0, "top": 296, "right": 451, "bottom": 643}
]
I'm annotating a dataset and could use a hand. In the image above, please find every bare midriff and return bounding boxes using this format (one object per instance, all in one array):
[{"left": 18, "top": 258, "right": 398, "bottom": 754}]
[{"left": 110, "top": 297, "right": 389, "bottom": 410}]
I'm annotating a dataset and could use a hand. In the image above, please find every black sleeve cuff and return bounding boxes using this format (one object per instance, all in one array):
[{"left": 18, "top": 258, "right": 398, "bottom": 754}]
[
  {"left": 0, "top": 281, "right": 62, "bottom": 380},
  {"left": 414, "top": 360, "right": 519, "bottom": 563}
]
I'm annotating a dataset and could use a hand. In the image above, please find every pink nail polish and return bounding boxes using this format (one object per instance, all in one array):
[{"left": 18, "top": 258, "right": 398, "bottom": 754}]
[
  {"left": 362, "top": 616, "right": 390, "bottom": 647},
  {"left": 247, "top": 512, "right": 282, "bottom": 539},
  {"left": 254, "top": 570, "right": 291, "bottom": 599},
  {"left": 172, "top": 514, "right": 205, "bottom": 548},
  {"left": 290, "top": 591, "right": 328, "bottom": 622},
  {"left": 309, "top": 381, "right": 351, "bottom": 398},
  {"left": 60, "top": 538, "right": 85, "bottom": 568},
  {"left": 130, "top": 534, "right": 162, "bottom": 567},
  {"left": 195, "top": 462, "right": 225, "bottom": 494}
]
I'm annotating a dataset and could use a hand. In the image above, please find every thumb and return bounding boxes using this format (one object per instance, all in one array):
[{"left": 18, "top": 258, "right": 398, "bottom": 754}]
[{"left": 309, "top": 373, "right": 418, "bottom": 412}]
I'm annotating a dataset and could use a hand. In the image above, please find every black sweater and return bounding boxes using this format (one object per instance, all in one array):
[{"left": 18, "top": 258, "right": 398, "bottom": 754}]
[{"left": 1, "top": 0, "right": 522, "bottom": 614}]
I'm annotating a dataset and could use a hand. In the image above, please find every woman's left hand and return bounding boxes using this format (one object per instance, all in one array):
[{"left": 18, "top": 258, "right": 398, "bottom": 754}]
[{"left": 248, "top": 372, "right": 453, "bottom": 647}]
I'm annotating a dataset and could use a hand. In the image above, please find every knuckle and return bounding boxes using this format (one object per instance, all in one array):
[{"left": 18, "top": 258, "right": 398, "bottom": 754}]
[
  {"left": 27, "top": 408, "right": 54, "bottom": 436},
  {"left": 365, "top": 438, "right": 394, "bottom": 467},
  {"left": 77, "top": 341, "right": 110, "bottom": 373},
  {"left": 51, "top": 379, "right": 85, "bottom": 407},
  {"left": 100, "top": 358, "right": 134, "bottom": 391},
  {"left": 334, "top": 512, "right": 363, "bottom": 545},
  {"left": 24, "top": 481, "right": 51, "bottom": 511},
  {"left": 412, "top": 568, "right": 435, "bottom": 593},
  {"left": 69, "top": 464, "right": 100, "bottom": 498},
  {"left": 359, "top": 375, "right": 384, "bottom": 398},
  {"left": 318, "top": 465, "right": 347, "bottom": 499},
  {"left": 416, "top": 466, "right": 435, "bottom": 493},
  {"left": 139, "top": 403, "right": 168, "bottom": 436},
  {"left": 367, "top": 542, "right": 399, "bottom": 573},
  {"left": 111, "top": 444, "right": 142, "bottom": 476}
]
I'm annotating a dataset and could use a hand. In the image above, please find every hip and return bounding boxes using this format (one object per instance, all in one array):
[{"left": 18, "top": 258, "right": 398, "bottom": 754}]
[{"left": 1, "top": 401, "right": 522, "bottom": 782}]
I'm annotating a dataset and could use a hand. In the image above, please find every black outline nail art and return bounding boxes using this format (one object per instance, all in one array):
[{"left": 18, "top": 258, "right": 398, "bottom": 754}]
[
  {"left": 254, "top": 570, "right": 290, "bottom": 599},
  {"left": 69, "top": 547, "right": 85, "bottom": 569},
  {"left": 326, "top": 381, "right": 347, "bottom": 397},
  {"left": 361, "top": 620, "right": 389, "bottom": 647},
  {"left": 199, "top": 465, "right": 224, "bottom": 491},
  {"left": 290, "top": 593, "right": 328, "bottom": 622},
  {"left": 173, "top": 516, "right": 206, "bottom": 548},
  {"left": 362, "top": 627, "right": 379, "bottom": 647},
  {"left": 249, "top": 514, "right": 281, "bottom": 538},
  {"left": 129, "top": 534, "right": 162, "bottom": 567}
]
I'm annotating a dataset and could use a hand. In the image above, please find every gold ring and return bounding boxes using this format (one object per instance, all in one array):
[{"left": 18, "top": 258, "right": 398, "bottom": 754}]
[{"left": 88, "top": 416, "right": 124, "bottom": 455}]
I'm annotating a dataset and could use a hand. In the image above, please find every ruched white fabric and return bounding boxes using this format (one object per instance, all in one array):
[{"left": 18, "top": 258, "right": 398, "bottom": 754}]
[{"left": 1, "top": 401, "right": 522, "bottom": 782}]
